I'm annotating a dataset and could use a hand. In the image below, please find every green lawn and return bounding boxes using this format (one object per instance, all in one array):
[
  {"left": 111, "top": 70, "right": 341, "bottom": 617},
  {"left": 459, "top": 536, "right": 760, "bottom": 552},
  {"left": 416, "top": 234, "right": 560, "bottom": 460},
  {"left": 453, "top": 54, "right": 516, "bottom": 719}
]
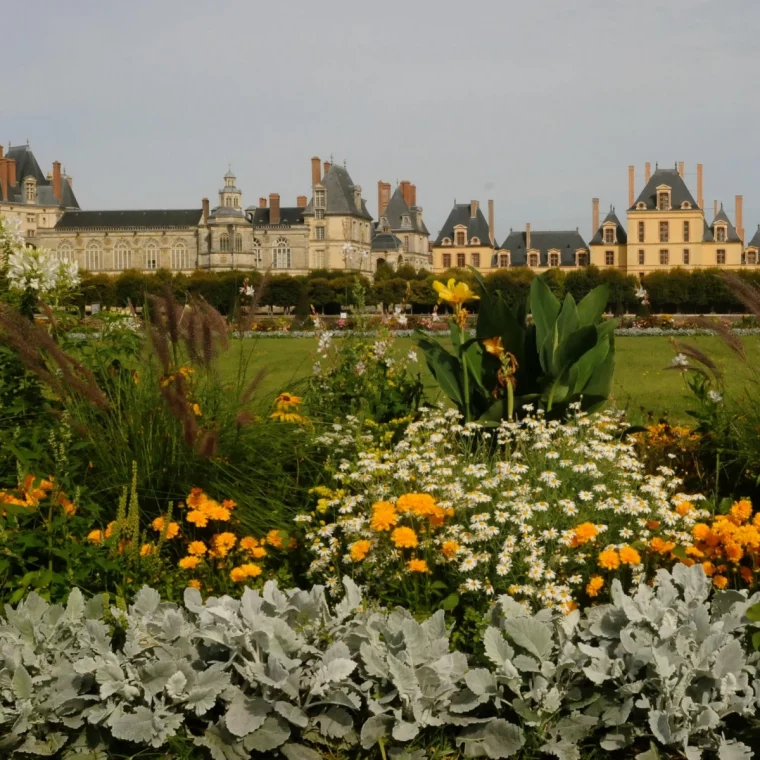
[{"left": 219, "top": 335, "right": 760, "bottom": 424}]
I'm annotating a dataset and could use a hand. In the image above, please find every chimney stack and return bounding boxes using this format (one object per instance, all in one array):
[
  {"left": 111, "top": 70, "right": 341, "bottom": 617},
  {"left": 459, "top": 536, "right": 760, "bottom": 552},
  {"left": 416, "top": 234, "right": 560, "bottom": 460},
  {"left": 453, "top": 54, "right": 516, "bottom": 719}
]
[
  {"left": 400, "top": 180, "right": 412, "bottom": 207},
  {"left": 592, "top": 197, "right": 600, "bottom": 234},
  {"left": 526, "top": 222, "right": 531, "bottom": 250},
  {"left": 628, "top": 165, "right": 635, "bottom": 207},
  {"left": 323, "top": 160, "right": 331, "bottom": 177},
  {"left": 736, "top": 194, "right": 744, "bottom": 241},
  {"left": 409, "top": 184, "right": 417, "bottom": 207},
  {"left": 0, "top": 145, "right": 3, "bottom": 158},
  {"left": 269, "top": 193, "right": 280, "bottom": 225},
  {"left": 678, "top": 161, "right": 684, "bottom": 178},
  {"left": 52, "top": 161, "right": 62, "bottom": 204},
  {"left": 470, "top": 199, "right": 479, "bottom": 218},
  {"left": 697, "top": 164, "right": 704, "bottom": 209},
  {"left": 259, "top": 197, "right": 267, "bottom": 208},
  {"left": 714, "top": 200, "right": 718, "bottom": 219},
  {"left": 645, "top": 162, "right": 651, "bottom": 183},
  {"left": 0, "top": 159, "right": 8, "bottom": 202},
  {"left": 311, "top": 156, "right": 321, "bottom": 187},
  {"left": 202, "top": 197, "right": 209, "bottom": 223},
  {"left": 297, "top": 195, "right": 307, "bottom": 208},
  {"left": 377, "top": 181, "right": 391, "bottom": 217},
  {"left": 488, "top": 199, "right": 495, "bottom": 245}
]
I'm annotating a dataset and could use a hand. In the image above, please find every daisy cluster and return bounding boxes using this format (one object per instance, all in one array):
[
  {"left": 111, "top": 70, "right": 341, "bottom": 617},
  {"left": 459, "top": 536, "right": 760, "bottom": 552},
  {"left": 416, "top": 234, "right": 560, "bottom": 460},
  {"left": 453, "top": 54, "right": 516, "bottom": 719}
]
[{"left": 295, "top": 404, "right": 708, "bottom": 612}]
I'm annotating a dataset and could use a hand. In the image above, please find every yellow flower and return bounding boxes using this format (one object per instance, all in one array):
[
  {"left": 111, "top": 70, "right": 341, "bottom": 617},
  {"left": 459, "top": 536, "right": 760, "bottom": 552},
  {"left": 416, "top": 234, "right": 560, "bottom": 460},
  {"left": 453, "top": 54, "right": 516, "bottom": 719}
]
[
  {"left": 251, "top": 547, "right": 267, "bottom": 559},
  {"left": 187, "top": 541, "right": 207, "bottom": 556},
  {"left": 598, "top": 549, "right": 620, "bottom": 570},
  {"left": 179, "top": 556, "right": 200, "bottom": 570},
  {"left": 730, "top": 499, "right": 753, "bottom": 525},
  {"left": 266, "top": 529, "right": 284, "bottom": 549},
  {"left": 350, "top": 539, "right": 372, "bottom": 562},
  {"left": 87, "top": 529, "right": 104, "bottom": 544},
  {"left": 692, "top": 523, "right": 711, "bottom": 541},
  {"left": 275, "top": 393, "right": 302, "bottom": 408},
  {"left": 187, "top": 579, "right": 201, "bottom": 590},
  {"left": 187, "top": 488, "right": 208, "bottom": 508},
  {"left": 140, "top": 544, "right": 154, "bottom": 557},
  {"left": 270, "top": 410, "right": 307, "bottom": 424},
  {"left": 407, "top": 559, "right": 430, "bottom": 573},
  {"left": 619, "top": 546, "right": 641, "bottom": 565},
  {"left": 713, "top": 574, "right": 729, "bottom": 589},
  {"left": 482, "top": 337, "right": 504, "bottom": 357},
  {"left": 397, "top": 493, "right": 445, "bottom": 525},
  {"left": 370, "top": 501, "right": 398, "bottom": 532},
  {"left": 230, "top": 567, "right": 247, "bottom": 582},
  {"left": 186, "top": 510, "right": 209, "bottom": 528},
  {"left": 391, "top": 526, "right": 418, "bottom": 549},
  {"left": 676, "top": 501, "right": 693, "bottom": 516},
  {"left": 442, "top": 540, "right": 461, "bottom": 559},
  {"left": 586, "top": 575, "right": 604, "bottom": 597},
  {"left": 239, "top": 536, "right": 259, "bottom": 551},
  {"left": 192, "top": 403, "right": 202, "bottom": 416},
  {"left": 230, "top": 563, "right": 262, "bottom": 582},
  {"left": 432, "top": 278, "right": 479, "bottom": 306},
  {"left": 152, "top": 516, "right": 180, "bottom": 539},
  {"left": 571, "top": 522, "right": 598, "bottom": 547},
  {"left": 210, "top": 532, "right": 237, "bottom": 557}
]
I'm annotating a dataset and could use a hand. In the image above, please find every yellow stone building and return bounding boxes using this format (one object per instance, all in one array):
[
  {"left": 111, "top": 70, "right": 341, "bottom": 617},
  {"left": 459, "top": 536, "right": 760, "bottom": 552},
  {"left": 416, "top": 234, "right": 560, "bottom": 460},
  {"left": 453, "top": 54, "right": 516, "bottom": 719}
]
[
  {"left": 372, "top": 180, "right": 430, "bottom": 270},
  {"left": 431, "top": 200, "right": 496, "bottom": 272}
]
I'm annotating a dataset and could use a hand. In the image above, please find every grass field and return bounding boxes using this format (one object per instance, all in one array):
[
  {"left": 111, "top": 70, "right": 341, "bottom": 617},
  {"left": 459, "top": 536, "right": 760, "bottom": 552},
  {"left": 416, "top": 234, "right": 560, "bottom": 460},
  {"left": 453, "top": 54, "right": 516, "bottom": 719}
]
[{"left": 219, "top": 335, "right": 760, "bottom": 423}]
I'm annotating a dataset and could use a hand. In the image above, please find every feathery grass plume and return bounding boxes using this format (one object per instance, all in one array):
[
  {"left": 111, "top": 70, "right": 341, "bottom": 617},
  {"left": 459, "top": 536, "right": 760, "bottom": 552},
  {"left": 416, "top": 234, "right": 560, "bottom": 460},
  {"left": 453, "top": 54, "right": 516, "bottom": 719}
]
[
  {"left": 159, "top": 372, "right": 198, "bottom": 448},
  {"left": 198, "top": 429, "right": 219, "bottom": 459},
  {"left": 693, "top": 315, "right": 746, "bottom": 361},
  {"left": 722, "top": 272, "right": 760, "bottom": 319},
  {"left": 670, "top": 339, "right": 723, "bottom": 380},
  {"left": 240, "top": 367, "right": 268, "bottom": 407}
]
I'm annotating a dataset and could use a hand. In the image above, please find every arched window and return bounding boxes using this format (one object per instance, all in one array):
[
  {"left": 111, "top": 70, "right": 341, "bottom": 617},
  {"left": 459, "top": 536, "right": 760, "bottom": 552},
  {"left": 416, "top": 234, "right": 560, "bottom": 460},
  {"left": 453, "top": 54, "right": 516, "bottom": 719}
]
[
  {"left": 57, "top": 241, "right": 73, "bottom": 262},
  {"left": 273, "top": 237, "right": 291, "bottom": 269},
  {"left": 748, "top": 251, "right": 758, "bottom": 265},
  {"left": 252, "top": 238, "right": 262, "bottom": 267},
  {"left": 145, "top": 241, "right": 158, "bottom": 270},
  {"left": 234, "top": 233, "right": 243, "bottom": 253},
  {"left": 114, "top": 241, "right": 132, "bottom": 270},
  {"left": 549, "top": 252, "right": 559, "bottom": 267},
  {"left": 220, "top": 234, "right": 230, "bottom": 252},
  {"left": 85, "top": 241, "right": 102, "bottom": 271},
  {"left": 528, "top": 253, "right": 539, "bottom": 267},
  {"left": 172, "top": 241, "right": 187, "bottom": 270}
]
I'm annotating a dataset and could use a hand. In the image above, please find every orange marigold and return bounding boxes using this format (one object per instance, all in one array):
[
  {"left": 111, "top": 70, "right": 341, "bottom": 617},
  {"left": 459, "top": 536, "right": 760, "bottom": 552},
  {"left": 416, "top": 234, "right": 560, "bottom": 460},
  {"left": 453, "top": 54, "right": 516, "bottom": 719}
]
[
  {"left": 187, "top": 488, "right": 207, "bottom": 508},
  {"left": 586, "top": 575, "right": 604, "bottom": 597},
  {"left": 649, "top": 537, "right": 675, "bottom": 555},
  {"left": 571, "top": 522, "right": 598, "bottom": 547},
  {"left": 251, "top": 547, "right": 267, "bottom": 559},
  {"left": 239, "top": 536, "right": 259, "bottom": 551},
  {"left": 692, "top": 523, "right": 711, "bottom": 541},
  {"left": 724, "top": 543, "right": 744, "bottom": 563},
  {"left": 140, "top": 544, "right": 154, "bottom": 556},
  {"left": 186, "top": 510, "right": 209, "bottom": 528},
  {"left": 266, "top": 529, "right": 284, "bottom": 549},
  {"left": 441, "top": 540, "right": 461, "bottom": 559},
  {"left": 187, "top": 541, "right": 207, "bottom": 556},
  {"left": 713, "top": 574, "right": 729, "bottom": 589},
  {"left": 187, "top": 579, "right": 201, "bottom": 590},
  {"left": 676, "top": 501, "right": 693, "bottom": 516},
  {"left": 152, "top": 516, "right": 180, "bottom": 539},
  {"left": 370, "top": 502, "right": 398, "bottom": 532},
  {"left": 87, "top": 529, "right": 104, "bottom": 544},
  {"left": 350, "top": 539, "right": 372, "bottom": 562},
  {"left": 210, "top": 532, "right": 237, "bottom": 557},
  {"left": 730, "top": 499, "right": 753, "bottom": 525},
  {"left": 179, "top": 556, "right": 200, "bottom": 570},
  {"left": 598, "top": 549, "right": 620, "bottom": 570},
  {"left": 701, "top": 561, "right": 715, "bottom": 576},
  {"left": 391, "top": 526, "right": 418, "bottom": 549},
  {"left": 619, "top": 545, "right": 642, "bottom": 565},
  {"left": 407, "top": 559, "right": 430, "bottom": 573}
]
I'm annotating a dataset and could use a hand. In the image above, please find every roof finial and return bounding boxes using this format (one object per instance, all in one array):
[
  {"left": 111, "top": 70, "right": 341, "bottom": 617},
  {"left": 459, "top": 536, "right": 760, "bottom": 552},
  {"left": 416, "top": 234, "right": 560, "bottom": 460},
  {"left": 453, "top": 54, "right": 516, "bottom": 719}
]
[
  {"left": 26, "top": 138, "right": 29, "bottom": 146},
  {"left": 330, "top": 152, "right": 334, "bottom": 164},
  {"left": 720, "top": 201, "right": 724, "bottom": 209},
  {"left": 655, "top": 161, "right": 658, "bottom": 170}
]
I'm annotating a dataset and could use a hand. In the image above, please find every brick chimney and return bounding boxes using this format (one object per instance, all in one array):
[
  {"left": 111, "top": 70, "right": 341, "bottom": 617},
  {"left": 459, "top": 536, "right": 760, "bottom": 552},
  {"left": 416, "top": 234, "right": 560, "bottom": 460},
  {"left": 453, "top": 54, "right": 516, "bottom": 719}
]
[
  {"left": 259, "top": 197, "right": 267, "bottom": 208},
  {"left": 269, "top": 193, "right": 280, "bottom": 225},
  {"left": 697, "top": 163, "right": 704, "bottom": 209},
  {"left": 628, "top": 165, "right": 635, "bottom": 207},
  {"left": 400, "top": 181, "right": 412, "bottom": 207},
  {"left": 52, "top": 161, "right": 62, "bottom": 203},
  {"left": 736, "top": 194, "right": 744, "bottom": 241},
  {"left": 678, "top": 161, "right": 685, "bottom": 179},
  {"left": 592, "top": 198, "right": 600, "bottom": 234},
  {"left": 645, "top": 162, "right": 651, "bottom": 183},
  {"left": 470, "top": 200, "right": 479, "bottom": 218},
  {"left": 311, "top": 156, "right": 321, "bottom": 187},
  {"left": 202, "top": 197, "right": 209, "bottom": 223},
  {"left": 488, "top": 199, "right": 495, "bottom": 245},
  {"left": 0, "top": 159, "right": 8, "bottom": 202},
  {"left": 323, "top": 160, "right": 331, "bottom": 177},
  {"left": 377, "top": 181, "right": 391, "bottom": 217},
  {"left": 297, "top": 195, "right": 307, "bottom": 208},
  {"left": 526, "top": 222, "right": 531, "bottom": 250},
  {"left": 409, "top": 184, "right": 417, "bottom": 207},
  {"left": 0, "top": 145, "right": 3, "bottom": 158}
]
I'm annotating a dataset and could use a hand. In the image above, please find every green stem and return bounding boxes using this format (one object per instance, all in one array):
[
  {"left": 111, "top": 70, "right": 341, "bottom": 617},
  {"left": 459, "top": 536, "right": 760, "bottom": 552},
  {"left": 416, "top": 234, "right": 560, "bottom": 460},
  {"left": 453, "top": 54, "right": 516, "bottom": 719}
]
[
  {"left": 460, "top": 322, "right": 471, "bottom": 422},
  {"left": 378, "top": 738, "right": 388, "bottom": 760},
  {"left": 507, "top": 381, "right": 514, "bottom": 421}
]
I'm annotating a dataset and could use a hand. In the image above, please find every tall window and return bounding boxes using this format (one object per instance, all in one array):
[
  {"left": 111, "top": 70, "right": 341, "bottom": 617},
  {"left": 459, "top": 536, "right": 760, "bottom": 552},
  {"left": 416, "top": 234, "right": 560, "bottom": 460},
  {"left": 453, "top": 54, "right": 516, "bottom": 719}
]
[
  {"left": 683, "top": 249, "right": 690, "bottom": 265},
  {"left": 683, "top": 221, "right": 690, "bottom": 242},
  {"left": 471, "top": 252, "right": 480, "bottom": 267},
  {"left": 748, "top": 251, "right": 758, "bottom": 265},
  {"left": 220, "top": 234, "right": 230, "bottom": 252},
  {"left": 716, "top": 249, "right": 726, "bottom": 265},
  {"left": 273, "top": 237, "right": 291, "bottom": 269},
  {"left": 442, "top": 253, "right": 452, "bottom": 268},
  {"left": 456, "top": 252, "right": 466, "bottom": 267},
  {"left": 638, "top": 250, "right": 645, "bottom": 265},
  {"left": 455, "top": 231, "right": 465, "bottom": 245},
  {"left": 528, "top": 253, "right": 539, "bottom": 267},
  {"left": 145, "top": 242, "right": 158, "bottom": 270},
  {"left": 114, "top": 241, "right": 131, "bottom": 270},
  {"left": 25, "top": 180, "right": 35, "bottom": 203},
  {"left": 85, "top": 241, "right": 101, "bottom": 271},
  {"left": 638, "top": 221, "right": 645, "bottom": 243},
  {"left": 659, "top": 221, "right": 669, "bottom": 242},
  {"left": 252, "top": 238, "right": 262, "bottom": 267},
  {"left": 716, "top": 226, "right": 726, "bottom": 242},
  {"left": 172, "top": 241, "right": 187, "bottom": 270},
  {"left": 234, "top": 234, "right": 243, "bottom": 253},
  {"left": 658, "top": 191, "right": 670, "bottom": 211},
  {"left": 659, "top": 249, "right": 669, "bottom": 266},
  {"left": 605, "top": 251, "right": 614, "bottom": 266},
  {"left": 404, "top": 235, "right": 409, "bottom": 251},
  {"left": 57, "top": 242, "right": 73, "bottom": 262},
  {"left": 315, "top": 209, "right": 325, "bottom": 220},
  {"left": 315, "top": 226, "right": 325, "bottom": 240},
  {"left": 549, "top": 252, "right": 559, "bottom": 267},
  {"left": 499, "top": 253, "right": 510, "bottom": 267},
  {"left": 315, "top": 189, "right": 325, "bottom": 208},
  {"left": 604, "top": 228, "right": 614, "bottom": 244},
  {"left": 577, "top": 252, "right": 588, "bottom": 266}
]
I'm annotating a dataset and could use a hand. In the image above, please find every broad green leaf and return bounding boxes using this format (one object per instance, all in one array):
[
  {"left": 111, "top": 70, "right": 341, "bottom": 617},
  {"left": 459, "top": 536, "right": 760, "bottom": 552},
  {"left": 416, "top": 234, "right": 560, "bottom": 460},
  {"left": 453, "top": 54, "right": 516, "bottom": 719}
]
[
  {"left": 281, "top": 744, "right": 324, "bottom": 760},
  {"left": 226, "top": 694, "right": 271, "bottom": 737},
  {"left": 243, "top": 716, "right": 291, "bottom": 752},
  {"left": 502, "top": 617, "right": 554, "bottom": 660},
  {"left": 360, "top": 715, "right": 393, "bottom": 749},
  {"left": 745, "top": 602, "right": 760, "bottom": 622},
  {"left": 576, "top": 284, "right": 610, "bottom": 325},
  {"left": 12, "top": 665, "right": 33, "bottom": 700},
  {"left": 556, "top": 293, "right": 579, "bottom": 345},
  {"left": 530, "top": 276, "right": 561, "bottom": 356}
]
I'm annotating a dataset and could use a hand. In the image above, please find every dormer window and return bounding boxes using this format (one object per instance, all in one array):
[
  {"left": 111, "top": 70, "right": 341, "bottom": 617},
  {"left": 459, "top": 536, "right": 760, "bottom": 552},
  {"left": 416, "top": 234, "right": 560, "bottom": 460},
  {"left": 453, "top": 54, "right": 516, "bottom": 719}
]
[
  {"left": 603, "top": 227, "right": 615, "bottom": 244},
  {"left": 549, "top": 251, "right": 559, "bottom": 267},
  {"left": 528, "top": 253, "right": 539, "bottom": 267},
  {"left": 577, "top": 252, "right": 588, "bottom": 266},
  {"left": 470, "top": 237, "right": 480, "bottom": 245},
  {"left": 401, "top": 215, "right": 411, "bottom": 228},
  {"left": 748, "top": 251, "right": 758, "bottom": 265},
  {"left": 716, "top": 225, "right": 727, "bottom": 242},
  {"left": 455, "top": 231, "right": 466, "bottom": 245},
  {"left": 681, "top": 201, "right": 691, "bottom": 209},
  {"left": 636, "top": 202, "right": 646, "bottom": 210},
  {"left": 442, "top": 237, "right": 451, "bottom": 245},
  {"left": 657, "top": 189, "right": 671, "bottom": 211},
  {"left": 25, "top": 179, "right": 35, "bottom": 203},
  {"left": 315, "top": 189, "right": 326, "bottom": 208}
]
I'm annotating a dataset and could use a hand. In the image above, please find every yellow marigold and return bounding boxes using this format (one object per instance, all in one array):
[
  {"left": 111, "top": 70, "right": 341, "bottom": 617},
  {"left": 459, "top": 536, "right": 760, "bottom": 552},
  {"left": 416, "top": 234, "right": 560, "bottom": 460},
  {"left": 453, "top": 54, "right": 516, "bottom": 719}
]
[
  {"left": 140, "top": 544, "right": 154, "bottom": 556},
  {"left": 730, "top": 499, "right": 753, "bottom": 525},
  {"left": 152, "top": 516, "right": 180, "bottom": 539},
  {"left": 222, "top": 499, "right": 237, "bottom": 510},
  {"left": 619, "top": 545, "right": 641, "bottom": 566},
  {"left": 724, "top": 542, "right": 744, "bottom": 563},
  {"left": 350, "top": 539, "right": 372, "bottom": 562},
  {"left": 230, "top": 567, "right": 247, "bottom": 582},
  {"left": 686, "top": 545, "right": 704, "bottom": 558},
  {"left": 598, "top": 549, "right": 620, "bottom": 570},
  {"left": 391, "top": 526, "right": 418, "bottom": 549},
  {"left": 407, "top": 559, "right": 430, "bottom": 573},
  {"left": 105, "top": 522, "right": 116, "bottom": 538},
  {"left": 701, "top": 561, "right": 715, "bottom": 576},
  {"left": 187, "top": 541, "right": 207, "bottom": 556},
  {"left": 713, "top": 574, "right": 729, "bottom": 589},
  {"left": 251, "top": 547, "right": 267, "bottom": 559},
  {"left": 187, "top": 579, "right": 201, "bottom": 590},
  {"left": 441, "top": 540, "right": 461, "bottom": 559},
  {"left": 586, "top": 575, "right": 604, "bottom": 597},
  {"left": 239, "top": 536, "right": 259, "bottom": 551},
  {"left": 186, "top": 510, "right": 209, "bottom": 528},
  {"left": 230, "top": 563, "right": 262, "bottom": 582},
  {"left": 740, "top": 566, "right": 754, "bottom": 584},
  {"left": 87, "top": 529, "right": 104, "bottom": 544},
  {"left": 397, "top": 493, "right": 437, "bottom": 517},
  {"left": 692, "top": 523, "right": 712, "bottom": 541},
  {"left": 187, "top": 488, "right": 208, "bottom": 508},
  {"left": 370, "top": 502, "right": 398, "bottom": 532},
  {"left": 192, "top": 403, "right": 202, "bottom": 417},
  {"left": 571, "top": 522, "right": 598, "bottom": 547},
  {"left": 211, "top": 532, "right": 237, "bottom": 557},
  {"left": 266, "top": 529, "right": 284, "bottom": 549},
  {"left": 649, "top": 537, "right": 675, "bottom": 555},
  {"left": 179, "top": 556, "right": 200, "bottom": 570},
  {"left": 204, "top": 502, "right": 231, "bottom": 521},
  {"left": 676, "top": 501, "right": 693, "bottom": 516}
]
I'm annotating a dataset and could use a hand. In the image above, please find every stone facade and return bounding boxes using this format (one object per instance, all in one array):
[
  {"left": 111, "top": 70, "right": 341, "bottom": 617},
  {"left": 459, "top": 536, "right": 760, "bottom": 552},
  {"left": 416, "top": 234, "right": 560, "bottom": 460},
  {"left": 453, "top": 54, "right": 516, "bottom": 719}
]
[{"left": 372, "top": 181, "right": 430, "bottom": 271}]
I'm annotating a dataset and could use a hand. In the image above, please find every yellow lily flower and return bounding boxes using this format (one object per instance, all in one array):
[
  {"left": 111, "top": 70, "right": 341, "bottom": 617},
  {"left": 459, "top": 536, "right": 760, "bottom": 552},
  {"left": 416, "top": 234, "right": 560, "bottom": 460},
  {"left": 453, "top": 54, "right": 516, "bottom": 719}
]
[
  {"left": 482, "top": 336, "right": 504, "bottom": 357},
  {"left": 432, "top": 278, "right": 479, "bottom": 306}
]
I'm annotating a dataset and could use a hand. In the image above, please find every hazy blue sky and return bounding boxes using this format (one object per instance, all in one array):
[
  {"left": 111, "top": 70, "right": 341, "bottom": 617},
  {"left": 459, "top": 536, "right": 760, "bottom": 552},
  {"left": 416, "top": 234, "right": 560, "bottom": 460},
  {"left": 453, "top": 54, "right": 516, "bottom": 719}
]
[{"left": 4, "top": 0, "right": 760, "bottom": 242}]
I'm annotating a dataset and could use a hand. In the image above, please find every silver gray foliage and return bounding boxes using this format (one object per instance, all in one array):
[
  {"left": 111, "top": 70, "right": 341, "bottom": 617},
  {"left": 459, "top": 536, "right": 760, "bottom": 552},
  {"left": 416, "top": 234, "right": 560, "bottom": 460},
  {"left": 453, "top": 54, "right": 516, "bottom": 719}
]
[{"left": 0, "top": 566, "right": 757, "bottom": 759}]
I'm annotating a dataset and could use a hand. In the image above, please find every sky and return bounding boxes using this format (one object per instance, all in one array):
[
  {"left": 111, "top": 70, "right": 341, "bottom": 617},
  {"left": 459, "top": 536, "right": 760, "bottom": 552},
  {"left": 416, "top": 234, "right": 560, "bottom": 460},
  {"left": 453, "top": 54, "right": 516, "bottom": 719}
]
[{"left": 4, "top": 0, "right": 760, "bottom": 243}]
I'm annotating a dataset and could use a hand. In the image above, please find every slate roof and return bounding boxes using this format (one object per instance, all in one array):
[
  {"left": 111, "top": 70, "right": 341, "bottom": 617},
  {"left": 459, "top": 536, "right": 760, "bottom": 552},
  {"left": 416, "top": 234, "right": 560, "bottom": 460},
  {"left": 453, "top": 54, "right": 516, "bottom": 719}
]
[
  {"left": 500, "top": 230, "right": 588, "bottom": 267},
  {"left": 747, "top": 225, "right": 760, "bottom": 249},
  {"left": 702, "top": 220, "right": 714, "bottom": 242},
  {"left": 434, "top": 203, "right": 492, "bottom": 246},
  {"left": 709, "top": 205, "right": 742, "bottom": 243},
  {"left": 209, "top": 205, "right": 244, "bottom": 219},
  {"left": 378, "top": 186, "right": 429, "bottom": 236},
  {"left": 247, "top": 207, "right": 305, "bottom": 226},
  {"left": 55, "top": 210, "right": 202, "bottom": 229},
  {"left": 303, "top": 164, "right": 373, "bottom": 220},
  {"left": 631, "top": 167, "right": 699, "bottom": 210},
  {"left": 589, "top": 208, "right": 628, "bottom": 245},
  {"left": 3, "top": 144, "right": 80, "bottom": 208},
  {"left": 371, "top": 232, "right": 403, "bottom": 251}
]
